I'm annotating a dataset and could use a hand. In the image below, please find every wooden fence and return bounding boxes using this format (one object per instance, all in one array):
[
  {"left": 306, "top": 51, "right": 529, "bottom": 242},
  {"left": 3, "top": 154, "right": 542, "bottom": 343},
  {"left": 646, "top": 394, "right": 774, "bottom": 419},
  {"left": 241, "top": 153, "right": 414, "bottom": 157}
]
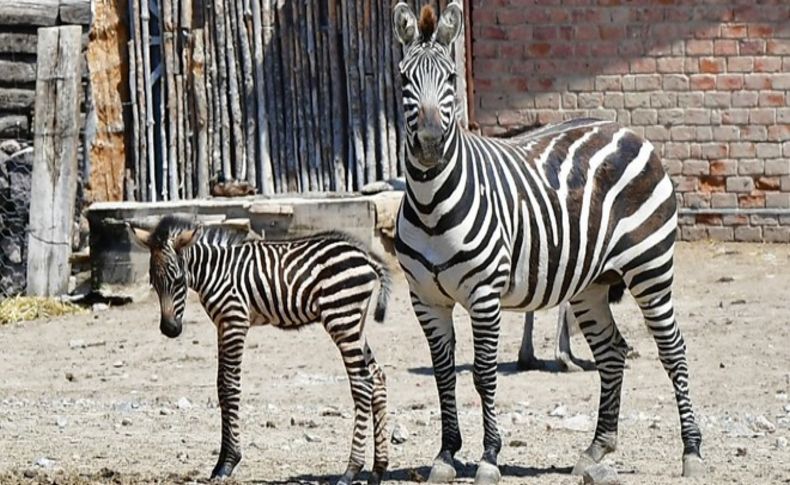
[{"left": 127, "top": 0, "right": 467, "bottom": 201}]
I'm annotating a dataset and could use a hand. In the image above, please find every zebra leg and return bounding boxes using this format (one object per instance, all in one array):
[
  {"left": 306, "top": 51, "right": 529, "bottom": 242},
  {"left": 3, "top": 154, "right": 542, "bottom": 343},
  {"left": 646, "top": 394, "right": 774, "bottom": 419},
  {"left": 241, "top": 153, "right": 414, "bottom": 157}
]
[
  {"left": 555, "top": 302, "right": 594, "bottom": 372},
  {"left": 568, "top": 285, "right": 628, "bottom": 476},
  {"left": 364, "top": 340, "right": 389, "bottom": 485},
  {"left": 322, "top": 305, "right": 375, "bottom": 485},
  {"left": 629, "top": 280, "right": 703, "bottom": 477},
  {"left": 469, "top": 300, "right": 502, "bottom": 485},
  {"left": 516, "top": 312, "right": 540, "bottom": 370},
  {"left": 211, "top": 319, "right": 249, "bottom": 479},
  {"left": 412, "top": 298, "right": 460, "bottom": 483}
]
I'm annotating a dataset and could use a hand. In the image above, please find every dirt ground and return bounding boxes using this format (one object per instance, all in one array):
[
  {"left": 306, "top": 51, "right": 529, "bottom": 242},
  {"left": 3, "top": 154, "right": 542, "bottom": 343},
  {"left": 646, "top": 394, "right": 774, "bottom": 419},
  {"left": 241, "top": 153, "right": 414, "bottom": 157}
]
[{"left": 1, "top": 241, "right": 789, "bottom": 485}]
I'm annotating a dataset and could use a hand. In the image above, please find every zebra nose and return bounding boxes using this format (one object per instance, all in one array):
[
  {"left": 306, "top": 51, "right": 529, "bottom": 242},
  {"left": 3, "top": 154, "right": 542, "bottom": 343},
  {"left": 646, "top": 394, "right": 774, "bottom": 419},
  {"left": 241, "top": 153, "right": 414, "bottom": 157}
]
[
  {"left": 417, "top": 124, "right": 443, "bottom": 146},
  {"left": 160, "top": 316, "right": 182, "bottom": 338}
]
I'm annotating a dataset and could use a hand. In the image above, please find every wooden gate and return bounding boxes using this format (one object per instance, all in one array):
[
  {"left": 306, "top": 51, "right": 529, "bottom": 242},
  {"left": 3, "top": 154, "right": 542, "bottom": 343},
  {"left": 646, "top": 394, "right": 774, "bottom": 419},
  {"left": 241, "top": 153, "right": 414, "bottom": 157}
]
[{"left": 126, "top": 0, "right": 469, "bottom": 201}]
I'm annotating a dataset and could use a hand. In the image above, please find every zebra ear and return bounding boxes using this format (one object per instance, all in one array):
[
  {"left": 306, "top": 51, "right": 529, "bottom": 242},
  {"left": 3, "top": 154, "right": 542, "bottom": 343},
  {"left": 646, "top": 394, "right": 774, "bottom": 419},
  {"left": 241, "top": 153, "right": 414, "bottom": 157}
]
[
  {"left": 435, "top": 2, "right": 463, "bottom": 47},
  {"left": 393, "top": 2, "right": 417, "bottom": 45},
  {"left": 127, "top": 223, "right": 152, "bottom": 250},
  {"left": 173, "top": 224, "right": 203, "bottom": 252}
]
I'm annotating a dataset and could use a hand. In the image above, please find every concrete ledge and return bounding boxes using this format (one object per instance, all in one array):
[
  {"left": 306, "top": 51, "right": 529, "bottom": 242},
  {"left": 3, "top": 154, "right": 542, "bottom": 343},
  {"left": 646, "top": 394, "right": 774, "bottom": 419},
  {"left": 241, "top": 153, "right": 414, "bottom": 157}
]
[{"left": 87, "top": 192, "right": 404, "bottom": 288}]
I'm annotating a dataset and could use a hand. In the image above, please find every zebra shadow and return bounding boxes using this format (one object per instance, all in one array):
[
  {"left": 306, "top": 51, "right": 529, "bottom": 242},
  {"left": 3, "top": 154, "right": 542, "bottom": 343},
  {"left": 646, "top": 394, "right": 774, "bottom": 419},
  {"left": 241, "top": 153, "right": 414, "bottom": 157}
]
[
  {"left": 407, "top": 359, "right": 595, "bottom": 376},
  {"left": 276, "top": 463, "right": 572, "bottom": 483}
]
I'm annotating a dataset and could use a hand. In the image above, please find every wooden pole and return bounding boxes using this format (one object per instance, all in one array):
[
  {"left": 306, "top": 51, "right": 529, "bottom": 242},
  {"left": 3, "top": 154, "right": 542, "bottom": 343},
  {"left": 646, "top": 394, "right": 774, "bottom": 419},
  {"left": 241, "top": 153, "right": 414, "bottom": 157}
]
[
  {"left": 192, "top": 22, "right": 209, "bottom": 197},
  {"left": 250, "top": 0, "right": 272, "bottom": 194},
  {"left": 237, "top": 0, "right": 256, "bottom": 186},
  {"left": 327, "top": 0, "right": 346, "bottom": 191},
  {"left": 26, "top": 26, "right": 82, "bottom": 296},
  {"left": 162, "top": 0, "right": 179, "bottom": 199},
  {"left": 362, "top": 0, "right": 376, "bottom": 185}
]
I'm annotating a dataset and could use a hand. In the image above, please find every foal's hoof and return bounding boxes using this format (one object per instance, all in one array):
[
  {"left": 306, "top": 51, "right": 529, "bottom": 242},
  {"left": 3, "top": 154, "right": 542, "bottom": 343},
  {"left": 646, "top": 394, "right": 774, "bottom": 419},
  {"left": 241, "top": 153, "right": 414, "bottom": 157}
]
[
  {"left": 367, "top": 470, "right": 384, "bottom": 485},
  {"left": 571, "top": 452, "right": 597, "bottom": 476},
  {"left": 428, "top": 458, "right": 457, "bottom": 483},
  {"left": 682, "top": 453, "right": 705, "bottom": 477},
  {"left": 210, "top": 452, "right": 241, "bottom": 480},
  {"left": 474, "top": 461, "right": 501, "bottom": 485},
  {"left": 336, "top": 469, "right": 358, "bottom": 485}
]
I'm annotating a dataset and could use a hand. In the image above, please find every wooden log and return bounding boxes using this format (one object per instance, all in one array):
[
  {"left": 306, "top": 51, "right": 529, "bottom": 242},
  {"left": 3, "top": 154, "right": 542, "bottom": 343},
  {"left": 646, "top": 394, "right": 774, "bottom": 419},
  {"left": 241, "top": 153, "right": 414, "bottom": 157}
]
[
  {"left": 0, "top": 0, "right": 58, "bottom": 26},
  {"left": 303, "top": 0, "right": 321, "bottom": 191},
  {"left": 276, "top": 2, "right": 297, "bottom": 191},
  {"left": 204, "top": 6, "right": 220, "bottom": 178},
  {"left": 262, "top": 0, "right": 284, "bottom": 193},
  {"left": 0, "top": 88, "right": 35, "bottom": 111},
  {"left": 176, "top": 74, "right": 188, "bottom": 197},
  {"left": 382, "top": 0, "right": 398, "bottom": 178},
  {"left": 292, "top": 2, "right": 312, "bottom": 191},
  {"left": 0, "top": 33, "right": 38, "bottom": 54},
  {"left": 59, "top": 0, "right": 92, "bottom": 25},
  {"left": 373, "top": 0, "right": 389, "bottom": 180},
  {"left": 212, "top": 0, "right": 232, "bottom": 179},
  {"left": 162, "top": 0, "right": 179, "bottom": 199},
  {"left": 326, "top": 0, "right": 346, "bottom": 191},
  {"left": 237, "top": 0, "right": 256, "bottom": 187},
  {"left": 250, "top": 0, "right": 272, "bottom": 194},
  {"left": 315, "top": 1, "right": 333, "bottom": 190},
  {"left": 140, "top": 0, "right": 157, "bottom": 200},
  {"left": 192, "top": 26, "right": 209, "bottom": 198},
  {"left": 127, "top": 38, "right": 141, "bottom": 201},
  {"left": 0, "top": 59, "right": 36, "bottom": 84},
  {"left": 0, "top": 115, "right": 29, "bottom": 138},
  {"left": 26, "top": 26, "right": 82, "bottom": 297},
  {"left": 222, "top": 0, "right": 245, "bottom": 180},
  {"left": 361, "top": 0, "right": 376, "bottom": 185}
]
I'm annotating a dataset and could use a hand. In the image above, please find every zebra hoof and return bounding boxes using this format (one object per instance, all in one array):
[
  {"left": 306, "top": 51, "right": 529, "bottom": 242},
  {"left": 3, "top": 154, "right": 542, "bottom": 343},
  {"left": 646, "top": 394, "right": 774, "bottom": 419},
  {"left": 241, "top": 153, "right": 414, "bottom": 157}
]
[
  {"left": 473, "top": 461, "right": 501, "bottom": 485},
  {"left": 336, "top": 467, "right": 359, "bottom": 485},
  {"left": 427, "top": 458, "right": 456, "bottom": 483},
  {"left": 571, "top": 452, "right": 597, "bottom": 476},
  {"left": 682, "top": 453, "right": 704, "bottom": 477},
  {"left": 210, "top": 450, "right": 241, "bottom": 480}
]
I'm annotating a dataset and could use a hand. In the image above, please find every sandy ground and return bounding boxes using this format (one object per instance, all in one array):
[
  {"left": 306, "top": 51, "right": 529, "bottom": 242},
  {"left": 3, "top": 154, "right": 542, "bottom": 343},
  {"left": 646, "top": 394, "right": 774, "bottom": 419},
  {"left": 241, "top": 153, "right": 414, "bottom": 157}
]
[{"left": 1, "top": 241, "right": 789, "bottom": 485}]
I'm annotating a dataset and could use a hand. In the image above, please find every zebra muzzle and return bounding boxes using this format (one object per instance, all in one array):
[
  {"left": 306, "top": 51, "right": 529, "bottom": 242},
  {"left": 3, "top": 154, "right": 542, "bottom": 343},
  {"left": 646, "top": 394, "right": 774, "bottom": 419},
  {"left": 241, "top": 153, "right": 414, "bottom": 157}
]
[{"left": 160, "top": 316, "right": 182, "bottom": 338}]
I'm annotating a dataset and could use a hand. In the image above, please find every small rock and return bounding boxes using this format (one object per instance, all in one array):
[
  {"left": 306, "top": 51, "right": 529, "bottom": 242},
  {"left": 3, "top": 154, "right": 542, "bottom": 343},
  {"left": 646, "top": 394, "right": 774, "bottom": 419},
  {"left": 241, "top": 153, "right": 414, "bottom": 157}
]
[
  {"left": 211, "top": 448, "right": 220, "bottom": 456},
  {"left": 176, "top": 397, "right": 192, "bottom": 410},
  {"left": 35, "top": 457, "right": 55, "bottom": 469},
  {"left": 414, "top": 418, "right": 429, "bottom": 427},
  {"left": 719, "top": 362, "right": 726, "bottom": 369},
  {"left": 56, "top": 417, "right": 68, "bottom": 428},
  {"left": 265, "top": 420, "right": 276, "bottom": 429},
  {"left": 391, "top": 423, "right": 409, "bottom": 444},
  {"left": 68, "top": 339, "right": 85, "bottom": 349},
  {"left": 320, "top": 407, "right": 342, "bottom": 417},
  {"left": 626, "top": 348, "right": 640, "bottom": 360},
  {"left": 735, "top": 447, "right": 747, "bottom": 457},
  {"left": 0, "top": 139, "right": 21, "bottom": 155},
  {"left": 65, "top": 372, "right": 75, "bottom": 382},
  {"left": 159, "top": 408, "right": 172, "bottom": 416},
  {"left": 92, "top": 303, "right": 110, "bottom": 312},
  {"left": 176, "top": 451, "right": 189, "bottom": 462},
  {"left": 716, "top": 276, "right": 734, "bottom": 283},
  {"left": 784, "top": 404, "right": 790, "bottom": 413},
  {"left": 150, "top": 374, "right": 159, "bottom": 382},
  {"left": 752, "top": 415, "right": 776, "bottom": 434},
  {"left": 776, "top": 437, "right": 788, "bottom": 449},
  {"left": 582, "top": 463, "right": 620, "bottom": 485},
  {"left": 23, "top": 469, "right": 36, "bottom": 478},
  {"left": 112, "top": 360, "right": 124, "bottom": 368},
  {"left": 304, "top": 432, "right": 322, "bottom": 443},
  {"left": 509, "top": 439, "right": 528, "bottom": 447},
  {"left": 121, "top": 418, "right": 132, "bottom": 426},
  {"left": 561, "top": 414, "right": 592, "bottom": 432},
  {"left": 548, "top": 404, "right": 567, "bottom": 418}
]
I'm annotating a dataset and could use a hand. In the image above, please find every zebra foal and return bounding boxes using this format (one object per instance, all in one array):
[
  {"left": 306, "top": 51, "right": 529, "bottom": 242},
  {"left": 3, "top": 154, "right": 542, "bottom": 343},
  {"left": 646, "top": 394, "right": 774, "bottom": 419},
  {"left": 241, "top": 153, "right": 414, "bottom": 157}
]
[
  {"left": 392, "top": 3, "right": 703, "bottom": 484},
  {"left": 128, "top": 215, "right": 390, "bottom": 484}
]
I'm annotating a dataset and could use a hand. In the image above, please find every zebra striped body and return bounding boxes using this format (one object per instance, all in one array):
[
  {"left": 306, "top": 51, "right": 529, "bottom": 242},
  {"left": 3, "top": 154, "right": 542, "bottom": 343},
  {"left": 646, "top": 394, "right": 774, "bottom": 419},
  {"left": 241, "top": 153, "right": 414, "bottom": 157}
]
[
  {"left": 129, "top": 217, "right": 389, "bottom": 484},
  {"left": 392, "top": 3, "right": 702, "bottom": 483}
]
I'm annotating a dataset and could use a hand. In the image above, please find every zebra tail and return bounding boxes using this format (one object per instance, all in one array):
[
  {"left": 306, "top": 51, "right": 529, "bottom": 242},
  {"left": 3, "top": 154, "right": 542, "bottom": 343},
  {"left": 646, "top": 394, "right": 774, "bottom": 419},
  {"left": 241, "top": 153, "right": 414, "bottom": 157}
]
[{"left": 372, "top": 259, "right": 391, "bottom": 323}]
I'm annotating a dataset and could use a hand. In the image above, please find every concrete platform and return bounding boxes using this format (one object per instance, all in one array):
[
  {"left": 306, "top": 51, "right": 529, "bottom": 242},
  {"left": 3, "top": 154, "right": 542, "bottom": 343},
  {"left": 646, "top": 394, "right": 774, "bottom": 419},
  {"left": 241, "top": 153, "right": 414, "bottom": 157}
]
[{"left": 86, "top": 192, "right": 403, "bottom": 288}]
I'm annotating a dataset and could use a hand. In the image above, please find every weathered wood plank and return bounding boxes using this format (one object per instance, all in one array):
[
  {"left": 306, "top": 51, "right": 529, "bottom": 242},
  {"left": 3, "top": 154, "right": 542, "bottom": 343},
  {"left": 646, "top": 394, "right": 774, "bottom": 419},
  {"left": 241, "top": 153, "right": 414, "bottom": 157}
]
[
  {"left": 0, "top": 59, "right": 36, "bottom": 84},
  {"left": 0, "top": 115, "right": 29, "bottom": 137},
  {"left": 0, "top": 88, "right": 35, "bottom": 110},
  {"left": 0, "top": 0, "right": 58, "bottom": 26},
  {"left": 60, "top": 0, "right": 92, "bottom": 25},
  {"left": 0, "top": 33, "right": 37, "bottom": 54},
  {"left": 26, "top": 26, "right": 82, "bottom": 297}
]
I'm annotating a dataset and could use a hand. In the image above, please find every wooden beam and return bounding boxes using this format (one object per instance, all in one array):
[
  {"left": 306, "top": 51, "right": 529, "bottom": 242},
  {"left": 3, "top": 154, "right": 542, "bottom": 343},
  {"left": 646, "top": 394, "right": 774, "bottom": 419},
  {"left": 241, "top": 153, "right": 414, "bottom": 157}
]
[
  {"left": 26, "top": 26, "right": 83, "bottom": 297},
  {"left": 0, "top": 0, "right": 58, "bottom": 26},
  {"left": 0, "top": 88, "right": 35, "bottom": 111},
  {"left": 0, "top": 33, "right": 38, "bottom": 54},
  {"left": 0, "top": 60, "right": 37, "bottom": 84},
  {"left": 0, "top": 115, "right": 29, "bottom": 137},
  {"left": 60, "top": 0, "right": 92, "bottom": 25}
]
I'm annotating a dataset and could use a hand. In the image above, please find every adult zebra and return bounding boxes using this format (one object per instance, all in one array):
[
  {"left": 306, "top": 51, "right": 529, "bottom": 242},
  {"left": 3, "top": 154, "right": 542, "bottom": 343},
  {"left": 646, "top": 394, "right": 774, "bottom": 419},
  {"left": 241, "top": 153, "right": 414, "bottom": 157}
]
[
  {"left": 391, "top": 3, "right": 703, "bottom": 484},
  {"left": 128, "top": 216, "right": 390, "bottom": 485}
]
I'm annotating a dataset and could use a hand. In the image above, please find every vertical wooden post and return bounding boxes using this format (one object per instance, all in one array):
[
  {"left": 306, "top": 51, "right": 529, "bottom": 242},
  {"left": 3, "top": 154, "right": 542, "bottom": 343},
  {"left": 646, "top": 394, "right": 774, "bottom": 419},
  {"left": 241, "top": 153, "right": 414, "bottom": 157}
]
[{"left": 26, "top": 26, "right": 82, "bottom": 296}]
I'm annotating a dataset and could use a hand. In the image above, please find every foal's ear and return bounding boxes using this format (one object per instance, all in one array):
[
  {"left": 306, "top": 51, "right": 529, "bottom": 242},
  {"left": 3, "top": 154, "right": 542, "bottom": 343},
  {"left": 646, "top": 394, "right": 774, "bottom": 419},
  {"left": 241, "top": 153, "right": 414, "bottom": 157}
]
[
  {"left": 393, "top": 2, "right": 418, "bottom": 45},
  {"left": 435, "top": 1, "right": 463, "bottom": 47},
  {"left": 173, "top": 224, "right": 203, "bottom": 252},
  {"left": 127, "top": 223, "right": 152, "bottom": 250}
]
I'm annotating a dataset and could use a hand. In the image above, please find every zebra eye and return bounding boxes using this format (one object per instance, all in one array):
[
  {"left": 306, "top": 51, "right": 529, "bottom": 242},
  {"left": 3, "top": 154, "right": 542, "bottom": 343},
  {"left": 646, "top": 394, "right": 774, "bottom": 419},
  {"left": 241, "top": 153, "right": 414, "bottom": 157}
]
[
  {"left": 447, "top": 72, "right": 457, "bottom": 83},
  {"left": 400, "top": 72, "right": 410, "bottom": 86}
]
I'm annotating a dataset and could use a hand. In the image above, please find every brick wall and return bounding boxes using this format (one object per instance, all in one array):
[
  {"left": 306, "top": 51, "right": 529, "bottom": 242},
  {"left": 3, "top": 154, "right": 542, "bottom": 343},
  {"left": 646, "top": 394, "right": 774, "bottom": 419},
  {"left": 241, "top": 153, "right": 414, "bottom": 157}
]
[{"left": 471, "top": 0, "right": 790, "bottom": 242}]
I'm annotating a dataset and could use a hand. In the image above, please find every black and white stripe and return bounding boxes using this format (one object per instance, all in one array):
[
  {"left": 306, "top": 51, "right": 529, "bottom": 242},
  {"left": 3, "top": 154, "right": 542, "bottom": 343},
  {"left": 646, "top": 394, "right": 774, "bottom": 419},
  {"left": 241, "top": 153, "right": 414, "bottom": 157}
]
[
  {"left": 129, "top": 216, "right": 390, "bottom": 485},
  {"left": 392, "top": 2, "right": 702, "bottom": 482}
]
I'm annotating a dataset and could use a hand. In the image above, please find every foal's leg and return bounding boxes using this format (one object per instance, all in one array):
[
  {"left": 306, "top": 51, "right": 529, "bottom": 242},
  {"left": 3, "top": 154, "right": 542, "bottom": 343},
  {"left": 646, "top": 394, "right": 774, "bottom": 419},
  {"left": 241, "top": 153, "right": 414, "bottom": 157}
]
[
  {"left": 365, "top": 340, "right": 389, "bottom": 485},
  {"left": 516, "top": 312, "right": 540, "bottom": 370},
  {"left": 568, "top": 285, "right": 628, "bottom": 475},
  {"left": 211, "top": 317, "right": 250, "bottom": 479},
  {"left": 555, "top": 302, "right": 595, "bottom": 372},
  {"left": 321, "top": 297, "right": 375, "bottom": 485}
]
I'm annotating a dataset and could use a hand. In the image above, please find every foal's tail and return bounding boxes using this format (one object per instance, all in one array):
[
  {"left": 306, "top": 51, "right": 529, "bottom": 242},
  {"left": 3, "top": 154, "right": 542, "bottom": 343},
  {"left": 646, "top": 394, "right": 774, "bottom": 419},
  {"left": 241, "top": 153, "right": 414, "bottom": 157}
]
[{"left": 370, "top": 257, "right": 392, "bottom": 323}]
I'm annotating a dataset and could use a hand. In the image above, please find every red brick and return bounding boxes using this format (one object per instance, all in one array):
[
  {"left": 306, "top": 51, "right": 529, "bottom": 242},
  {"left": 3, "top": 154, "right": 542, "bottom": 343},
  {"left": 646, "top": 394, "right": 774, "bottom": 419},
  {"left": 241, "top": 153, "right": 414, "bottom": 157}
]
[
  {"left": 716, "top": 74, "right": 743, "bottom": 90},
  {"left": 699, "top": 175, "right": 726, "bottom": 193},
  {"left": 749, "top": 24, "right": 775, "bottom": 38},
  {"left": 739, "top": 40, "right": 765, "bottom": 55},
  {"left": 696, "top": 214, "right": 722, "bottom": 226},
  {"left": 657, "top": 57, "right": 684, "bottom": 73},
  {"left": 739, "top": 194, "right": 765, "bottom": 208},
  {"left": 756, "top": 176, "right": 781, "bottom": 191},
  {"left": 591, "top": 42, "right": 617, "bottom": 57},
  {"left": 686, "top": 39, "right": 713, "bottom": 55},
  {"left": 575, "top": 24, "right": 599, "bottom": 41},
  {"left": 479, "top": 26, "right": 508, "bottom": 41},
  {"left": 713, "top": 39, "right": 738, "bottom": 56},
  {"left": 767, "top": 40, "right": 790, "bottom": 55},
  {"left": 496, "top": 9, "right": 529, "bottom": 25},
  {"left": 533, "top": 26, "right": 557, "bottom": 41},
  {"left": 721, "top": 24, "right": 748, "bottom": 39},
  {"left": 630, "top": 58, "right": 656, "bottom": 74},
  {"left": 711, "top": 160, "right": 737, "bottom": 176},
  {"left": 728, "top": 56, "right": 754, "bottom": 72},
  {"left": 527, "top": 43, "right": 552, "bottom": 57},
  {"left": 690, "top": 74, "right": 716, "bottom": 90},
  {"left": 744, "top": 74, "right": 773, "bottom": 90},
  {"left": 599, "top": 25, "right": 625, "bottom": 42},
  {"left": 754, "top": 57, "right": 782, "bottom": 73},
  {"left": 759, "top": 92, "right": 785, "bottom": 107},
  {"left": 699, "top": 57, "right": 725, "bottom": 73}
]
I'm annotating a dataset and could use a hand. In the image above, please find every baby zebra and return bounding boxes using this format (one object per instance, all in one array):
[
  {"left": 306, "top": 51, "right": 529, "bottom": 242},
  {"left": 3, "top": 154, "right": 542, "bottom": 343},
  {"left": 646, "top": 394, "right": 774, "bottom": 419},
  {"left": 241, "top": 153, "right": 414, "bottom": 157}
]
[{"left": 128, "top": 215, "right": 390, "bottom": 485}]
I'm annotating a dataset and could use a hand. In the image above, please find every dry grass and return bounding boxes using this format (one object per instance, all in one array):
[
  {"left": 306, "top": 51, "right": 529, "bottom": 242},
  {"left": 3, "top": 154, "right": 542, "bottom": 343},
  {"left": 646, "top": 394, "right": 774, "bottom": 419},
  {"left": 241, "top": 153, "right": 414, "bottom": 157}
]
[{"left": 0, "top": 295, "right": 87, "bottom": 325}]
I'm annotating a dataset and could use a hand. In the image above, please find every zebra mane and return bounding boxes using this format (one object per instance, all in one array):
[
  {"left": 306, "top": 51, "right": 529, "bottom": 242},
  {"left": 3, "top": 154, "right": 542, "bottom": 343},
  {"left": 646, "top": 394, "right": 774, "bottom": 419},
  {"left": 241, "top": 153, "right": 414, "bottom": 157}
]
[
  {"left": 418, "top": 4, "right": 437, "bottom": 41},
  {"left": 150, "top": 215, "right": 254, "bottom": 248}
]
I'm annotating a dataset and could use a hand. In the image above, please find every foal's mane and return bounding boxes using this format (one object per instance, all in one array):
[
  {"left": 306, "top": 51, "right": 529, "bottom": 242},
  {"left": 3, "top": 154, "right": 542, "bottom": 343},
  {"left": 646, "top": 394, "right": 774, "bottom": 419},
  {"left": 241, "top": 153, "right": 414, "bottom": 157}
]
[{"left": 151, "top": 215, "right": 254, "bottom": 248}]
